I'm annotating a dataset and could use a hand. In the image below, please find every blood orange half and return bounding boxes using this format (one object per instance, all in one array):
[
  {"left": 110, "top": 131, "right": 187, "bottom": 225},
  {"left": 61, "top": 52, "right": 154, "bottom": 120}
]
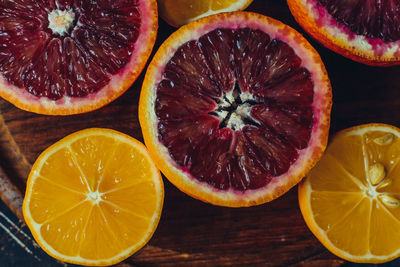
[
  {"left": 288, "top": 0, "right": 400, "bottom": 66},
  {"left": 0, "top": 0, "right": 157, "bottom": 115},
  {"left": 139, "top": 12, "right": 332, "bottom": 207}
]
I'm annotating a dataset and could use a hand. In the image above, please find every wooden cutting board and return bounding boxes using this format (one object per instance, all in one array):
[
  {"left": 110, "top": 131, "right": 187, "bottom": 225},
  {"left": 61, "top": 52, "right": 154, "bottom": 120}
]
[{"left": 1, "top": 0, "right": 400, "bottom": 266}]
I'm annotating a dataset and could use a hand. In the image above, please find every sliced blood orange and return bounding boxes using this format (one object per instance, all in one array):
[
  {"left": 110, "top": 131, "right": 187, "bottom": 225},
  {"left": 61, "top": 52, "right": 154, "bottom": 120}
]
[
  {"left": 139, "top": 12, "right": 332, "bottom": 207},
  {"left": 288, "top": 0, "right": 400, "bottom": 66},
  {"left": 0, "top": 0, "right": 157, "bottom": 115}
]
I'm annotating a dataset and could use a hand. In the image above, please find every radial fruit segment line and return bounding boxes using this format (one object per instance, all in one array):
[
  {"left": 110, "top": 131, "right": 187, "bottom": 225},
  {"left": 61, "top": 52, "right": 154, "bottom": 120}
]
[
  {"left": 299, "top": 124, "right": 400, "bottom": 263},
  {"left": 140, "top": 12, "right": 332, "bottom": 207},
  {"left": 23, "top": 129, "right": 164, "bottom": 266},
  {"left": 288, "top": 0, "right": 400, "bottom": 65},
  {"left": 0, "top": 0, "right": 157, "bottom": 114}
]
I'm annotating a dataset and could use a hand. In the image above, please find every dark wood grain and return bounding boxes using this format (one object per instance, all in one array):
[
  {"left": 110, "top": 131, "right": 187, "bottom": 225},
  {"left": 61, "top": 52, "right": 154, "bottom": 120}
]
[
  {"left": 1, "top": 0, "right": 400, "bottom": 266},
  {"left": 0, "top": 165, "right": 24, "bottom": 222},
  {"left": 0, "top": 116, "right": 30, "bottom": 183}
]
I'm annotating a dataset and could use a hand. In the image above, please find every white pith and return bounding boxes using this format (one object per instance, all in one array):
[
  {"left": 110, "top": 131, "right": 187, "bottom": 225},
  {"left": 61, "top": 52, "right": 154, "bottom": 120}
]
[
  {"left": 301, "top": 0, "right": 400, "bottom": 60},
  {"left": 211, "top": 90, "right": 259, "bottom": 131},
  {"left": 86, "top": 190, "right": 103, "bottom": 205},
  {"left": 23, "top": 129, "right": 164, "bottom": 265},
  {"left": 302, "top": 125, "right": 400, "bottom": 262},
  {"left": 227, "top": 103, "right": 254, "bottom": 131},
  {"left": 48, "top": 9, "right": 75, "bottom": 36},
  {"left": 140, "top": 12, "right": 331, "bottom": 206}
]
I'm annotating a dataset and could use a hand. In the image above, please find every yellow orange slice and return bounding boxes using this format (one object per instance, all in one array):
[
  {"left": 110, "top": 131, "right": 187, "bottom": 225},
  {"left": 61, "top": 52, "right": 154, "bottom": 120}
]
[
  {"left": 23, "top": 128, "right": 164, "bottom": 266},
  {"left": 299, "top": 123, "right": 400, "bottom": 263},
  {"left": 158, "top": 0, "right": 253, "bottom": 27}
]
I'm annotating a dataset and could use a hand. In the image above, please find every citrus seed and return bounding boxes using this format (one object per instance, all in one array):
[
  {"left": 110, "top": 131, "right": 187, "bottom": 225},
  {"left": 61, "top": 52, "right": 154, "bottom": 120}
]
[
  {"left": 379, "top": 194, "right": 400, "bottom": 208},
  {"left": 373, "top": 134, "right": 394, "bottom": 146},
  {"left": 368, "top": 163, "right": 386, "bottom": 185}
]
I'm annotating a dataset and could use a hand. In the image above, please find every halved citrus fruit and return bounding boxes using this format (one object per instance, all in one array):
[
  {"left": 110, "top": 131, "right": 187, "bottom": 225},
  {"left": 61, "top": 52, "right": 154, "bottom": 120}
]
[
  {"left": 299, "top": 123, "right": 400, "bottom": 263},
  {"left": 157, "top": 0, "right": 253, "bottom": 27},
  {"left": 23, "top": 128, "right": 164, "bottom": 266},
  {"left": 287, "top": 0, "right": 400, "bottom": 66},
  {"left": 139, "top": 12, "right": 332, "bottom": 207},
  {"left": 0, "top": 0, "right": 157, "bottom": 115}
]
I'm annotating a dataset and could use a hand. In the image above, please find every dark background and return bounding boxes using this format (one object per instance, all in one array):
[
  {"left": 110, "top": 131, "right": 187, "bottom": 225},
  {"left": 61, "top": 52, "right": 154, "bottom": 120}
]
[{"left": 1, "top": 0, "right": 400, "bottom": 266}]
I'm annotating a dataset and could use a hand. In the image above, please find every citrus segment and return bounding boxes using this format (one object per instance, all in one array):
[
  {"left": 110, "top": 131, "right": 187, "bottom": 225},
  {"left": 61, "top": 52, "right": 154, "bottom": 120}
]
[
  {"left": 308, "top": 155, "right": 363, "bottom": 192},
  {"left": 69, "top": 135, "right": 117, "bottom": 191},
  {"left": 23, "top": 129, "right": 164, "bottom": 266},
  {"left": 78, "top": 204, "right": 124, "bottom": 260},
  {"left": 287, "top": 0, "right": 400, "bottom": 65},
  {"left": 325, "top": 197, "right": 371, "bottom": 256},
  {"left": 383, "top": 164, "right": 400, "bottom": 194},
  {"left": 369, "top": 201, "right": 400, "bottom": 256},
  {"left": 212, "top": 0, "right": 241, "bottom": 9},
  {"left": 310, "top": 191, "right": 364, "bottom": 231},
  {"left": 299, "top": 124, "right": 400, "bottom": 263},
  {"left": 317, "top": 0, "right": 400, "bottom": 42},
  {"left": 28, "top": 176, "right": 87, "bottom": 224},
  {"left": 40, "top": 201, "right": 93, "bottom": 257},
  {"left": 99, "top": 201, "right": 150, "bottom": 246},
  {"left": 327, "top": 134, "right": 366, "bottom": 183},
  {"left": 103, "top": 185, "right": 157, "bottom": 216},
  {"left": 158, "top": 0, "right": 253, "bottom": 27},
  {"left": 98, "top": 143, "right": 155, "bottom": 192},
  {"left": 0, "top": 0, "right": 157, "bottom": 114},
  {"left": 39, "top": 148, "right": 88, "bottom": 192},
  {"left": 140, "top": 12, "right": 331, "bottom": 207},
  {"left": 363, "top": 131, "right": 400, "bottom": 174}
]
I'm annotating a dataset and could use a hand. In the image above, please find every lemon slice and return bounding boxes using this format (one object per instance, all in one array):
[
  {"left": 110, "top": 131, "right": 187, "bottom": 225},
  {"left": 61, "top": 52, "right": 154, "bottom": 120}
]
[{"left": 299, "top": 123, "right": 400, "bottom": 263}]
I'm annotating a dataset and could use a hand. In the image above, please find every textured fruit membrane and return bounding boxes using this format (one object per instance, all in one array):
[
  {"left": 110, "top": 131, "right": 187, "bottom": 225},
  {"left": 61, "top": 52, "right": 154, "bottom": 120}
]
[
  {"left": 29, "top": 135, "right": 158, "bottom": 257},
  {"left": 308, "top": 130, "right": 400, "bottom": 256},
  {"left": 317, "top": 0, "right": 400, "bottom": 42},
  {"left": 0, "top": 0, "right": 140, "bottom": 100},
  {"left": 156, "top": 28, "right": 314, "bottom": 191}
]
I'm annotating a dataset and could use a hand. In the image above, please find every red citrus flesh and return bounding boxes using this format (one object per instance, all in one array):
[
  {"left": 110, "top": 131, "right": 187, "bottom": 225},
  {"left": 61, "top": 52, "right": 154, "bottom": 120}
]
[
  {"left": 318, "top": 0, "right": 400, "bottom": 42},
  {"left": 140, "top": 12, "right": 332, "bottom": 207},
  {"left": 158, "top": 29, "right": 314, "bottom": 190},
  {"left": 0, "top": 0, "right": 157, "bottom": 114},
  {"left": 288, "top": 0, "right": 400, "bottom": 65}
]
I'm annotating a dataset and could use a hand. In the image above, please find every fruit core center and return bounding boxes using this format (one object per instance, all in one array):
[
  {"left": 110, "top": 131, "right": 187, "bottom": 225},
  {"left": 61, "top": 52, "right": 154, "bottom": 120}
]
[
  {"left": 87, "top": 191, "right": 102, "bottom": 205},
  {"left": 48, "top": 9, "right": 75, "bottom": 36},
  {"left": 209, "top": 83, "right": 260, "bottom": 131},
  {"left": 364, "top": 186, "right": 377, "bottom": 199}
]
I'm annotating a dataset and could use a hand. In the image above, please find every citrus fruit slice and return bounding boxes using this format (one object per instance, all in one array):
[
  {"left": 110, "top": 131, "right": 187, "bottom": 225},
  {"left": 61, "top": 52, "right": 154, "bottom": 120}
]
[
  {"left": 139, "top": 12, "right": 332, "bottom": 207},
  {"left": 299, "top": 123, "right": 400, "bottom": 263},
  {"left": 157, "top": 0, "right": 253, "bottom": 27},
  {"left": 0, "top": 0, "right": 157, "bottom": 115},
  {"left": 287, "top": 0, "right": 400, "bottom": 66},
  {"left": 23, "top": 128, "right": 164, "bottom": 266}
]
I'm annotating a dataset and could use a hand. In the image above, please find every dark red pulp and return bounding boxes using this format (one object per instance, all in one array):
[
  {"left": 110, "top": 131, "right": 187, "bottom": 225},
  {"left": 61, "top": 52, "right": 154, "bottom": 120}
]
[
  {"left": 0, "top": 0, "right": 141, "bottom": 100},
  {"left": 317, "top": 0, "right": 400, "bottom": 42},
  {"left": 156, "top": 28, "right": 315, "bottom": 191}
]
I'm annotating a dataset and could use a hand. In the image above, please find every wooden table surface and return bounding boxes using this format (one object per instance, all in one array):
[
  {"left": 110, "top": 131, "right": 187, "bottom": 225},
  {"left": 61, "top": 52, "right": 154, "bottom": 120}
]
[{"left": 1, "top": 0, "right": 400, "bottom": 266}]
